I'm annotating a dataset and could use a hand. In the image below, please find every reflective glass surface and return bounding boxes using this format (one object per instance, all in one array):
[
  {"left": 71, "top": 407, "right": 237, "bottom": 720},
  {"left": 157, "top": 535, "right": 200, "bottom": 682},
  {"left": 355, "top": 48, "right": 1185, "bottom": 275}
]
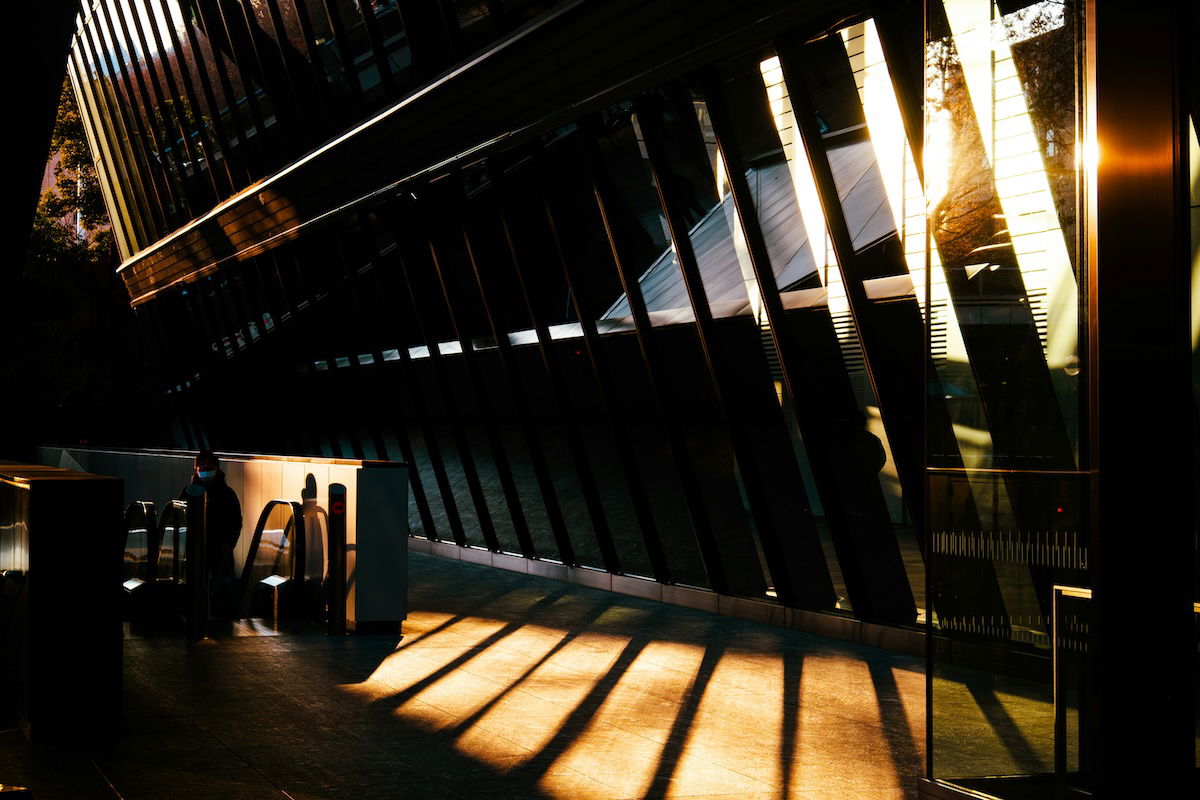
[
  {"left": 70, "top": 0, "right": 562, "bottom": 256},
  {"left": 925, "top": 2, "right": 1088, "bottom": 796}
]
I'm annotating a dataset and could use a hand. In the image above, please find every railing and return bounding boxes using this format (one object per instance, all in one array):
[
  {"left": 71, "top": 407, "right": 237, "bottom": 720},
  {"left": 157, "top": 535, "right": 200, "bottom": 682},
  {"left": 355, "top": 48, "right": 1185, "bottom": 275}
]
[{"left": 238, "top": 499, "right": 306, "bottom": 620}]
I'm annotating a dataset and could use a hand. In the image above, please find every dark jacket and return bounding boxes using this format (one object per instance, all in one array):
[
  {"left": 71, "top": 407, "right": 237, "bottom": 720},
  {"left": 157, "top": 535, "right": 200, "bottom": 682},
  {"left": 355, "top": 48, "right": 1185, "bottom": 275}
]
[{"left": 180, "top": 471, "right": 242, "bottom": 559}]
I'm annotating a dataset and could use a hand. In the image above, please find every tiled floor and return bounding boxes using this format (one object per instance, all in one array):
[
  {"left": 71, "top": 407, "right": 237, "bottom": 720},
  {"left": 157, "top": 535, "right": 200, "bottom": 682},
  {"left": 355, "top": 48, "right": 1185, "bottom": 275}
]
[{"left": 1, "top": 552, "right": 926, "bottom": 799}]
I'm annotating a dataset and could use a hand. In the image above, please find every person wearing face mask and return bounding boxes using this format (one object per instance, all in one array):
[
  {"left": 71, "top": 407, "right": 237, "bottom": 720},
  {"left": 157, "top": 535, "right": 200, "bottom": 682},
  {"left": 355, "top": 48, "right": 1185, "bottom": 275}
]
[{"left": 180, "top": 450, "right": 242, "bottom": 618}]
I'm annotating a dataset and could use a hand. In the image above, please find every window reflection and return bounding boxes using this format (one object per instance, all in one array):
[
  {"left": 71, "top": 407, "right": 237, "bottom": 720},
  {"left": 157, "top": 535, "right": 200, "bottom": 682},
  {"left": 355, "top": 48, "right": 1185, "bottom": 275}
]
[
  {"left": 925, "top": 2, "right": 1088, "bottom": 796},
  {"left": 927, "top": 0, "right": 1081, "bottom": 470}
]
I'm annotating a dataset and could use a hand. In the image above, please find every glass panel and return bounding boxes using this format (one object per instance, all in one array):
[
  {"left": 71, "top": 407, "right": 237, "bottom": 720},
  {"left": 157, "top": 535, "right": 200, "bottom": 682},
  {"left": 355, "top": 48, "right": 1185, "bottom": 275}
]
[
  {"left": 123, "top": 504, "right": 153, "bottom": 581},
  {"left": 713, "top": 46, "right": 926, "bottom": 615},
  {"left": 589, "top": 102, "right": 693, "bottom": 325},
  {"left": 634, "top": 84, "right": 812, "bottom": 600},
  {"left": 926, "top": 2, "right": 1088, "bottom": 797},
  {"left": 929, "top": 469, "right": 1087, "bottom": 790},
  {"left": 540, "top": 122, "right": 700, "bottom": 581},
  {"left": 927, "top": 0, "right": 1082, "bottom": 471},
  {"left": 452, "top": 0, "right": 499, "bottom": 49},
  {"left": 246, "top": 504, "right": 297, "bottom": 584},
  {"left": 494, "top": 152, "right": 644, "bottom": 571},
  {"left": 368, "top": 0, "right": 413, "bottom": 85},
  {"left": 75, "top": 12, "right": 164, "bottom": 246}
]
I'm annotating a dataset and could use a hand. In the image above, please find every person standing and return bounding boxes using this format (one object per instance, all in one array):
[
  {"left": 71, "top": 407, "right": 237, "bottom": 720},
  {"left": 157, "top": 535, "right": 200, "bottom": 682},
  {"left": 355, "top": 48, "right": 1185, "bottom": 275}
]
[{"left": 180, "top": 450, "right": 242, "bottom": 617}]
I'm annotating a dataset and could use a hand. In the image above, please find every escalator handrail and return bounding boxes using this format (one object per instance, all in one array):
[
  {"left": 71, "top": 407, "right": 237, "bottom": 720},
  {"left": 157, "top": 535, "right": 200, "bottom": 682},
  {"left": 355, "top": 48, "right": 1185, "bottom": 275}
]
[
  {"left": 157, "top": 500, "right": 188, "bottom": 583},
  {"left": 302, "top": 499, "right": 330, "bottom": 579},
  {"left": 238, "top": 499, "right": 306, "bottom": 619},
  {"left": 123, "top": 501, "right": 158, "bottom": 581}
]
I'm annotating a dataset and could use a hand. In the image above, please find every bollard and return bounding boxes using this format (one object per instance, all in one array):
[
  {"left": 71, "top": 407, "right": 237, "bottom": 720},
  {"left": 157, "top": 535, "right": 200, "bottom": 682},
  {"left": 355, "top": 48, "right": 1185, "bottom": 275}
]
[
  {"left": 184, "top": 484, "right": 207, "bottom": 641},
  {"left": 327, "top": 483, "right": 347, "bottom": 636}
]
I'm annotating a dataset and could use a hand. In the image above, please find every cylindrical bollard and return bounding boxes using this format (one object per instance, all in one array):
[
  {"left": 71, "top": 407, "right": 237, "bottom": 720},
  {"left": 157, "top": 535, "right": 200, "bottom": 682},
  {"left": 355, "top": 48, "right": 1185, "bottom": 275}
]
[
  {"left": 327, "top": 483, "right": 347, "bottom": 636},
  {"left": 184, "top": 484, "right": 207, "bottom": 641}
]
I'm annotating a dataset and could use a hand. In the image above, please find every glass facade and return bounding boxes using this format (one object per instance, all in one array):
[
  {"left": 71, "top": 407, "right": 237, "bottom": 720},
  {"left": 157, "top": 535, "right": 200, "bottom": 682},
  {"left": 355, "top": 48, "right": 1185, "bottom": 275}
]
[
  {"left": 68, "top": 0, "right": 1196, "bottom": 796},
  {"left": 925, "top": 1, "right": 1087, "bottom": 794},
  {"left": 69, "top": 0, "right": 564, "bottom": 259}
]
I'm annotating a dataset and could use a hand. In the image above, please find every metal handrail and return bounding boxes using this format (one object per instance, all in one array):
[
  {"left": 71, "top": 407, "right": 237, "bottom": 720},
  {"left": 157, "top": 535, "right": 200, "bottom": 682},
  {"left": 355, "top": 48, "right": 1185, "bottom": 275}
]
[
  {"left": 157, "top": 500, "right": 188, "bottom": 583},
  {"left": 237, "top": 499, "right": 306, "bottom": 619},
  {"left": 122, "top": 500, "right": 158, "bottom": 582}
]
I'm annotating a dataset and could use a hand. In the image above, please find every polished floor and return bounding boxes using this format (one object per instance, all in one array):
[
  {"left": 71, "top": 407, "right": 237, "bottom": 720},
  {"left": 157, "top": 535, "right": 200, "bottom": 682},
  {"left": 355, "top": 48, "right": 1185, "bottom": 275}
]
[{"left": 1, "top": 551, "right": 927, "bottom": 799}]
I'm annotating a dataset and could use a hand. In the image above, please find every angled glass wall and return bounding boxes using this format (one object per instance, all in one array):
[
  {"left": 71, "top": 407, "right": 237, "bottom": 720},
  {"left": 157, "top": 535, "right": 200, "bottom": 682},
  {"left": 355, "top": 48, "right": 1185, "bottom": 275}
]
[
  {"left": 69, "top": 0, "right": 565, "bottom": 258},
  {"left": 72, "top": 4, "right": 1195, "bottom": 792}
]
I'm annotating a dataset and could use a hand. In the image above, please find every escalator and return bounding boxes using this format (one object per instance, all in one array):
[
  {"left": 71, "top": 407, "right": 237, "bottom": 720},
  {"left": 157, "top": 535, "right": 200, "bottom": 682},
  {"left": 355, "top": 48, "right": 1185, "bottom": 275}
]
[
  {"left": 121, "top": 485, "right": 344, "bottom": 632},
  {"left": 238, "top": 499, "right": 327, "bottom": 622},
  {"left": 122, "top": 499, "right": 187, "bottom": 623}
]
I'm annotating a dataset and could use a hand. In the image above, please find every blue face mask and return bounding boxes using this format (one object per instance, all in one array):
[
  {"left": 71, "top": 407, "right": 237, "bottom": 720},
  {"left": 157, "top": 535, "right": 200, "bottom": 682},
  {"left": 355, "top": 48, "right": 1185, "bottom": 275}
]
[{"left": 198, "top": 469, "right": 217, "bottom": 481}]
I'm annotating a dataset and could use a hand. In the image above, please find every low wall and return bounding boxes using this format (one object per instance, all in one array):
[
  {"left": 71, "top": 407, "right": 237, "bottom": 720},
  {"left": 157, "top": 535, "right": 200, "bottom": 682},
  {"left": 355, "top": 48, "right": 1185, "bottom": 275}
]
[{"left": 37, "top": 447, "right": 407, "bottom": 629}]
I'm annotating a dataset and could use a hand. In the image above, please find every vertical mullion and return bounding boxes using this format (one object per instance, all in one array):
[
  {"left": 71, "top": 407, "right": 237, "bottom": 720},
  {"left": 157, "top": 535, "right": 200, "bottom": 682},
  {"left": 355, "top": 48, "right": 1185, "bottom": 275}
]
[
  {"left": 285, "top": 0, "right": 339, "bottom": 127},
  {"left": 779, "top": 32, "right": 1014, "bottom": 629},
  {"left": 298, "top": 249, "right": 367, "bottom": 459},
  {"left": 533, "top": 149, "right": 666, "bottom": 578},
  {"left": 359, "top": 208, "right": 467, "bottom": 544},
  {"left": 353, "top": 0, "right": 398, "bottom": 98},
  {"left": 417, "top": 189, "right": 534, "bottom": 557},
  {"left": 396, "top": 0, "right": 452, "bottom": 82},
  {"left": 137, "top": 301, "right": 195, "bottom": 449},
  {"left": 433, "top": 0, "right": 466, "bottom": 60},
  {"left": 69, "top": 40, "right": 151, "bottom": 251},
  {"left": 1092, "top": 0, "right": 1193, "bottom": 792},
  {"left": 580, "top": 120, "right": 725, "bottom": 592},
  {"left": 633, "top": 94, "right": 835, "bottom": 609},
  {"left": 156, "top": 0, "right": 234, "bottom": 199},
  {"left": 335, "top": 220, "right": 440, "bottom": 539},
  {"left": 325, "top": 231, "right": 398, "bottom": 460},
  {"left": 260, "top": 251, "right": 329, "bottom": 456},
  {"left": 85, "top": 9, "right": 171, "bottom": 238},
  {"left": 911, "top": 4, "right": 1077, "bottom": 472},
  {"left": 775, "top": 46, "right": 887, "bottom": 421},
  {"left": 490, "top": 161, "right": 622, "bottom": 573},
  {"left": 142, "top": 0, "right": 221, "bottom": 203},
  {"left": 107, "top": 0, "right": 191, "bottom": 223},
  {"left": 700, "top": 77, "right": 915, "bottom": 621},
  {"left": 210, "top": 0, "right": 284, "bottom": 162},
  {"left": 167, "top": 2, "right": 240, "bottom": 195},
  {"left": 454, "top": 178, "right": 573, "bottom": 564},
  {"left": 386, "top": 198, "right": 499, "bottom": 550},
  {"left": 175, "top": 286, "right": 227, "bottom": 445},
  {"left": 258, "top": 0, "right": 319, "bottom": 141},
  {"left": 317, "top": 0, "right": 368, "bottom": 113},
  {"left": 192, "top": 0, "right": 271, "bottom": 176},
  {"left": 776, "top": 39, "right": 936, "bottom": 523},
  {"left": 118, "top": 0, "right": 200, "bottom": 216},
  {"left": 220, "top": 258, "right": 292, "bottom": 452},
  {"left": 868, "top": 0, "right": 924, "bottom": 178}
]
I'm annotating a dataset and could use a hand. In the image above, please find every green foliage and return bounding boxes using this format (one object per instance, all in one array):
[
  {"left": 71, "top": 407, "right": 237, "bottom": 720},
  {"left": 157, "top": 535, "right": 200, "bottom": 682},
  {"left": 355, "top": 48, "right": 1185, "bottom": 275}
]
[{"left": 37, "top": 79, "right": 111, "bottom": 237}]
